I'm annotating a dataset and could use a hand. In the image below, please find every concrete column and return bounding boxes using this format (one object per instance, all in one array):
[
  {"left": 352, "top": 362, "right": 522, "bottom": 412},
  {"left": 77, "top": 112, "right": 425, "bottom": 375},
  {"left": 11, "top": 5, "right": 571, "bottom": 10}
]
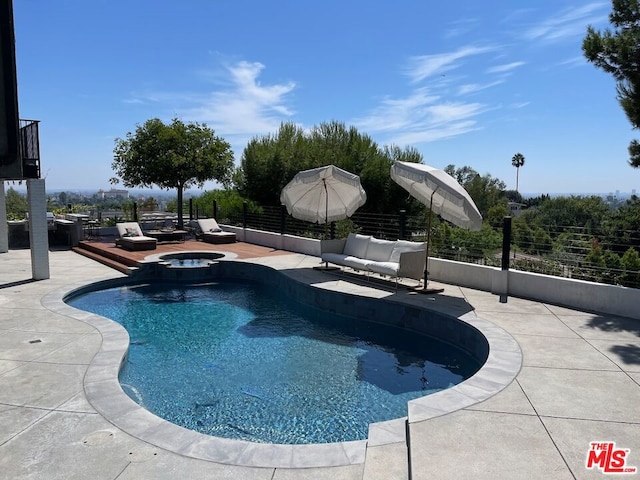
[
  {"left": 0, "top": 183, "right": 8, "bottom": 253},
  {"left": 27, "top": 179, "right": 50, "bottom": 279}
]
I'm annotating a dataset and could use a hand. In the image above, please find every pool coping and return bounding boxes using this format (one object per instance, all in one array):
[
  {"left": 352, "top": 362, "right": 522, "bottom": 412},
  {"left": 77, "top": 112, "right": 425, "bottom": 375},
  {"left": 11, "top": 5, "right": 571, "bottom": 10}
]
[{"left": 41, "top": 258, "right": 522, "bottom": 469}]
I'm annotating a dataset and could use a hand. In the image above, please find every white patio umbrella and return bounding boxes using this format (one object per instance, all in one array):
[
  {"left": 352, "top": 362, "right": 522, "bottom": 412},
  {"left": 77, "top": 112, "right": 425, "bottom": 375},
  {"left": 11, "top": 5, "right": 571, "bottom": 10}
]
[
  {"left": 281, "top": 165, "right": 367, "bottom": 270},
  {"left": 390, "top": 161, "right": 483, "bottom": 292},
  {"left": 280, "top": 164, "right": 367, "bottom": 226}
]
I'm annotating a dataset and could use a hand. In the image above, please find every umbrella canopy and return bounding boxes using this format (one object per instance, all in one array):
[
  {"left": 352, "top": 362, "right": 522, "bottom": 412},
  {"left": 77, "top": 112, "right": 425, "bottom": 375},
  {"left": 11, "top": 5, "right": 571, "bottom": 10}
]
[
  {"left": 390, "top": 161, "right": 483, "bottom": 231},
  {"left": 280, "top": 165, "right": 367, "bottom": 224}
]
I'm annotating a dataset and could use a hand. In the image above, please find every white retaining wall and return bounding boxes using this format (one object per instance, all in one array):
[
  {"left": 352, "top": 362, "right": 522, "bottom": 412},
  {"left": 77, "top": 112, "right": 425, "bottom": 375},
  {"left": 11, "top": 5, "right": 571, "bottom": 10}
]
[{"left": 224, "top": 226, "right": 640, "bottom": 320}]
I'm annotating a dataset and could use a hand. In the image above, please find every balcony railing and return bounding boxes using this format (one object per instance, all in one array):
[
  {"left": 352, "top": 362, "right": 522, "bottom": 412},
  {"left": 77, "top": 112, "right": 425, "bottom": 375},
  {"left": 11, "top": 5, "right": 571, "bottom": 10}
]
[{"left": 19, "top": 119, "right": 40, "bottom": 178}]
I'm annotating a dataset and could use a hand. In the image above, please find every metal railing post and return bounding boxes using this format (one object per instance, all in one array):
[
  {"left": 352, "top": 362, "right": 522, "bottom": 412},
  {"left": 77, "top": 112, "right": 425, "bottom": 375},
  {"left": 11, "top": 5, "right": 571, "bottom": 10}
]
[
  {"left": 243, "top": 202, "right": 248, "bottom": 229},
  {"left": 213, "top": 200, "right": 218, "bottom": 220},
  {"left": 189, "top": 199, "right": 193, "bottom": 220},
  {"left": 399, "top": 209, "right": 406, "bottom": 240},
  {"left": 502, "top": 216, "right": 512, "bottom": 271},
  {"left": 280, "top": 205, "right": 286, "bottom": 235}
]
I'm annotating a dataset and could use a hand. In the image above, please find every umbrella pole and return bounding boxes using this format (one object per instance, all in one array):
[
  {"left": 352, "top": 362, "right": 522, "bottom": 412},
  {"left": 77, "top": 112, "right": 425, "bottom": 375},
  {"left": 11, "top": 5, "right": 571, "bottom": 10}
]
[
  {"left": 417, "top": 189, "right": 444, "bottom": 294},
  {"left": 315, "top": 178, "right": 339, "bottom": 271}
]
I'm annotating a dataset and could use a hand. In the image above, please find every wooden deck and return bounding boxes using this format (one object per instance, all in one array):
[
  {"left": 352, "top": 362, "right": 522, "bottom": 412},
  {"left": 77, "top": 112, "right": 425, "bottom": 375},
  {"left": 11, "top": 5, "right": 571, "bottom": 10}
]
[{"left": 74, "top": 238, "right": 291, "bottom": 273}]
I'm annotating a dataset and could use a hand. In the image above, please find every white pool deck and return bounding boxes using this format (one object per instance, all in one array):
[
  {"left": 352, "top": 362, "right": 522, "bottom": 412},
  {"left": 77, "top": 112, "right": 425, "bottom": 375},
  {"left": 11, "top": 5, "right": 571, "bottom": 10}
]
[{"left": 1, "top": 248, "right": 639, "bottom": 479}]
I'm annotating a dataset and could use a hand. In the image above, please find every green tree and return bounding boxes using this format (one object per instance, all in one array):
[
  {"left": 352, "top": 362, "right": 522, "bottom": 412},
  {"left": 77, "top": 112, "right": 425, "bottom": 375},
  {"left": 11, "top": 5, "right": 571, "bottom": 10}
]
[
  {"left": 237, "top": 120, "right": 420, "bottom": 213},
  {"left": 487, "top": 203, "right": 509, "bottom": 229},
  {"left": 4, "top": 187, "right": 27, "bottom": 220},
  {"left": 532, "top": 227, "right": 553, "bottom": 254},
  {"left": 112, "top": 118, "right": 234, "bottom": 227},
  {"left": 236, "top": 122, "right": 308, "bottom": 205},
  {"left": 194, "top": 189, "right": 260, "bottom": 222},
  {"left": 621, "top": 247, "right": 640, "bottom": 286},
  {"left": 602, "top": 195, "right": 640, "bottom": 253},
  {"left": 139, "top": 197, "right": 158, "bottom": 212},
  {"left": 511, "top": 153, "right": 525, "bottom": 192},
  {"left": 583, "top": 0, "right": 640, "bottom": 166},
  {"left": 527, "top": 195, "right": 610, "bottom": 234},
  {"left": 444, "top": 164, "right": 507, "bottom": 218}
]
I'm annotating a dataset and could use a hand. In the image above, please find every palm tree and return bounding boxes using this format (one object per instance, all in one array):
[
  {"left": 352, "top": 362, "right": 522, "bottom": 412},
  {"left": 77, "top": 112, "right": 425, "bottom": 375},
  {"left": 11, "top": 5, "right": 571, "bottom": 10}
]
[{"left": 511, "top": 153, "right": 525, "bottom": 193}]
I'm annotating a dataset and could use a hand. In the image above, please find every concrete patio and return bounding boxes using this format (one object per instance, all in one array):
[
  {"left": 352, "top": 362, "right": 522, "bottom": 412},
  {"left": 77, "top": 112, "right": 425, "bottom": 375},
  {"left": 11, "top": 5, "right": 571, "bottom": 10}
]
[{"left": 0, "top": 247, "right": 639, "bottom": 479}]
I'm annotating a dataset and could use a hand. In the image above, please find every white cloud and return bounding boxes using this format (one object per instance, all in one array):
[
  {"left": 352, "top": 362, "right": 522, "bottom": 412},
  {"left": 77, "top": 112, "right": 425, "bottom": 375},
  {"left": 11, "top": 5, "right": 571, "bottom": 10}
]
[
  {"left": 486, "top": 61, "right": 525, "bottom": 74},
  {"left": 405, "top": 45, "right": 496, "bottom": 83},
  {"left": 353, "top": 87, "right": 488, "bottom": 147},
  {"left": 354, "top": 88, "right": 441, "bottom": 133},
  {"left": 185, "top": 61, "right": 296, "bottom": 136},
  {"left": 123, "top": 60, "right": 296, "bottom": 150},
  {"left": 444, "top": 18, "right": 480, "bottom": 39},
  {"left": 391, "top": 120, "right": 481, "bottom": 144},
  {"left": 557, "top": 56, "right": 587, "bottom": 68},
  {"left": 522, "top": 2, "right": 608, "bottom": 42},
  {"left": 457, "top": 79, "right": 505, "bottom": 96}
]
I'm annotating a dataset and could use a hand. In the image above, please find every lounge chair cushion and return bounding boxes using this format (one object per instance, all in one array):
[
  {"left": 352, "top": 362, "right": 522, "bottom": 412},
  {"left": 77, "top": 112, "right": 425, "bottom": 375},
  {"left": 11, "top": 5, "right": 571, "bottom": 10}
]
[
  {"left": 116, "top": 223, "right": 145, "bottom": 238},
  {"left": 198, "top": 218, "right": 223, "bottom": 232},
  {"left": 196, "top": 218, "right": 236, "bottom": 244},
  {"left": 115, "top": 222, "right": 157, "bottom": 251}
]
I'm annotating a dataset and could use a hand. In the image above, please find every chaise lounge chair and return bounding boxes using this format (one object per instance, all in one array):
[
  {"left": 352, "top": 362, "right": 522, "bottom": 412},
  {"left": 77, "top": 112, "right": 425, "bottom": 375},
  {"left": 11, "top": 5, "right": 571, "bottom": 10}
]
[
  {"left": 196, "top": 218, "right": 236, "bottom": 244},
  {"left": 115, "top": 222, "right": 157, "bottom": 251}
]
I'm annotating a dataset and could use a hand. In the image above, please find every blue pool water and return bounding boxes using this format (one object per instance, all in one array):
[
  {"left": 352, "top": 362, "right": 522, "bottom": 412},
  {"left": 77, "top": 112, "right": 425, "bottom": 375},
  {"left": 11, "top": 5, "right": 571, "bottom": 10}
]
[{"left": 68, "top": 281, "right": 481, "bottom": 444}]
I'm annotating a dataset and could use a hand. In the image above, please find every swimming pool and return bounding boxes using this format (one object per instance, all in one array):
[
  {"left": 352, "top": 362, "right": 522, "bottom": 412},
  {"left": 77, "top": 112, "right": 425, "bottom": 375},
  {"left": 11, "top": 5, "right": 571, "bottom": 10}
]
[{"left": 68, "top": 280, "right": 481, "bottom": 444}]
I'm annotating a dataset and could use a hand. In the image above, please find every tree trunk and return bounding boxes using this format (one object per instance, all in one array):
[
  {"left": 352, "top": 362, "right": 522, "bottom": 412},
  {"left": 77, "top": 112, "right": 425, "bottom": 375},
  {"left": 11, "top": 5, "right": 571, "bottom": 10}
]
[
  {"left": 176, "top": 185, "right": 184, "bottom": 228},
  {"left": 516, "top": 168, "right": 520, "bottom": 193}
]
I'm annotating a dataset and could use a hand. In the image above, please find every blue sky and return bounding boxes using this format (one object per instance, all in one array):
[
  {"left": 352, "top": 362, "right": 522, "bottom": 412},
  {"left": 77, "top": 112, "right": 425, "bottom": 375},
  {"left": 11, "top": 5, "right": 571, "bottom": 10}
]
[{"left": 11, "top": 0, "right": 639, "bottom": 195}]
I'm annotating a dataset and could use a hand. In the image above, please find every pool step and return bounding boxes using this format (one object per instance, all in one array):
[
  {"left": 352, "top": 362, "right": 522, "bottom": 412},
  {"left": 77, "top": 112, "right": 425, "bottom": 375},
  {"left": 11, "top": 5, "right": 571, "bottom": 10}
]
[
  {"left": 72, "top": 245, "right": 135, "bottom": 274},
  {"left": 362, "top": 419, "right": 409, "bottom": 480}
]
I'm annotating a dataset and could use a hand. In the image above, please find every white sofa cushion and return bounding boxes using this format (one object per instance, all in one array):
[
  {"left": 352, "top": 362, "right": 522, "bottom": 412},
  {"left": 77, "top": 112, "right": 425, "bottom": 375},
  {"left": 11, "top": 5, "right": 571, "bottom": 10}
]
[
  {"left": 321, "top": 253, "right": 349, "bottom": 264},
  {"left": 341, "top": 256, "right": 372, "bottom": 271},
  {"left": 366, "top": 237, "right": 396, "bottom": 262},
  {"left": 343, "top": 233, "right": 371, "bottom": 258},
  {"left": 321, "top": 253, "right": 372, "bottom": 271},
  {"left": 389, "top": 240, "right": 425, "bottom": 263},
  {"left": 367, "top": 261, "right": 400, "bottom": 277}
]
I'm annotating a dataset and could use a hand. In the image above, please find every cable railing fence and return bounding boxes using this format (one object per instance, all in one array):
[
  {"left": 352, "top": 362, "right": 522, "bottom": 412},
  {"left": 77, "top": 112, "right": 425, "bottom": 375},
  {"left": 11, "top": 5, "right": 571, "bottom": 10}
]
[{"left": 186, "top": 200, "right": 640, "bottom": 290}]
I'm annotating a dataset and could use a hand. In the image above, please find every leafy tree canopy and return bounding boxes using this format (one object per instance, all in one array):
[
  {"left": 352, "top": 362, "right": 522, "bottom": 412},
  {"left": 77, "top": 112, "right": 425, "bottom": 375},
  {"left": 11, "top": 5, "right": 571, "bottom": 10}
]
[
  {"left": 112, "top": 118, "right": 234, "bottom": 226},
  {"left": 444, "top": 164, "right": 507, "bottom": 218},
  {"left": 4, "top": 187, "right": 27, "bottom": 220},
  {"left": 236, "top": 120, "right": 422, "bottom": 213},
  {"left": 583, "top": 0, "right": 640, "bottom": 166}
]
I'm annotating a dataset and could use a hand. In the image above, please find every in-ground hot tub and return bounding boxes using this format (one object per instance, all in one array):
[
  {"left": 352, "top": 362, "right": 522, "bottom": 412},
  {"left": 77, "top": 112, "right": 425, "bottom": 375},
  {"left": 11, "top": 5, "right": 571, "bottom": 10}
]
[
  {"left": 159, "top": 251, "right": 227, "bottom": 267},
  {"left": 139, "top": 250, "right": 238, "bottom": 281}
]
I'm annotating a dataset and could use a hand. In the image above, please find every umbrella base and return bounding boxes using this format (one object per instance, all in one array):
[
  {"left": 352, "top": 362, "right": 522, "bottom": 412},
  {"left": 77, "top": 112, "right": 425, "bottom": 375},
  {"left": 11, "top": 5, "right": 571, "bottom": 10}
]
[
  {"left": 413, "top": 285, "right": 445, "bottom": 294},
  {"left": 313, "top": 265, "right": 341, "bottom": 271}
]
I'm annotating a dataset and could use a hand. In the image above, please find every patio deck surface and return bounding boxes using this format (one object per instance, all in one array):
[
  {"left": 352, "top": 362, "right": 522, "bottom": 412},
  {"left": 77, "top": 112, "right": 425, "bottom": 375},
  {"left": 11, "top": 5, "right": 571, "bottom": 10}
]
[{"left": 0, "top": 246, "right": 639, "bottom": 479}]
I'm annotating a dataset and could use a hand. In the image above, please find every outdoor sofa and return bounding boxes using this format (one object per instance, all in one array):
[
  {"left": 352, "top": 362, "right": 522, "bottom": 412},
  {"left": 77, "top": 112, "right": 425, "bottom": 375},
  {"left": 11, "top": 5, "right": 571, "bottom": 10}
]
[
  {"left": 196, "top": 218, "right": 236, "bottom": 244},
  {"left": 115, "top": 222, "right": 157, "bottom": 251},
  {"left": 320, "top": 233, "right": 426, "bottom": 283}
]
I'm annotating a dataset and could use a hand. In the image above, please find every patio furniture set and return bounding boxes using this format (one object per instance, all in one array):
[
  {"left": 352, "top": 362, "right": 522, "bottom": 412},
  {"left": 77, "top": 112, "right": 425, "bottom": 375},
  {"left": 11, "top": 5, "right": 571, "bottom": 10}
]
[{"left": 115, "top": 219, "right": 236, "bottom": 251}]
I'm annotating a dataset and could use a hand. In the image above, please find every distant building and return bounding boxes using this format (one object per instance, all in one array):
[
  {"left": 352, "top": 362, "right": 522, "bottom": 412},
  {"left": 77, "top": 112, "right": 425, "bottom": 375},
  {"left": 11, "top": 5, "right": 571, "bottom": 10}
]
[
  {"left": 97, "top": 188, "right": 129, "bottom": 200},
  {"left": 507, "top": 201, "right": 526, "bottom": 217}
]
